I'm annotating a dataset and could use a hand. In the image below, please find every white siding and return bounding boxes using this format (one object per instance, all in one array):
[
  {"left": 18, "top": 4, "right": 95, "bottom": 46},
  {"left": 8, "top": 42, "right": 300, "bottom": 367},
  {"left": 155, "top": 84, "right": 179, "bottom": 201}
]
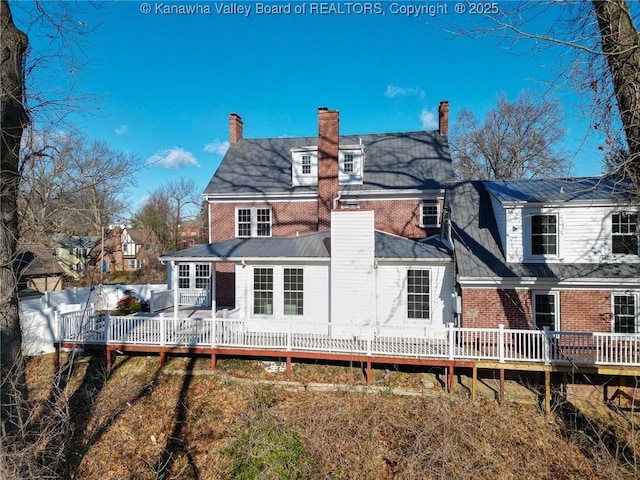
[
  {"left": 331, "top": 210, "right": 375, "bottom": 336},
  {"left": 234, "top": 262, "right": 330, "bottom": 334},
  {"left": 375, "top": 263, "right": 454, "bottom": 337},
  {"left": 505, "top": 207, "right": 524, "bottom": 263},
  {"left": 513, "top": 204, "right": 640, "bottom": 264}
]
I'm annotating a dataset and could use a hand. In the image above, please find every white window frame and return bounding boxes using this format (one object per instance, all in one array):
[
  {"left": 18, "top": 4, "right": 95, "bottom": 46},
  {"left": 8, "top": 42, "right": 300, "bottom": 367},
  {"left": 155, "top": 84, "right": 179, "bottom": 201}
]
[
  {"left": 178, "top": 264, "right": 190, "bottom": 289},
  {"left": 612, "top": 211, "right": 639, "bottom": 256},
  {"left": 406, "top": 268, "right": 431, "bottom": 321},
  {"left": 530, "top": 213, "right": 559, "bottom": 258},
  {"left": 420, "top": 203, "right": 441, "bottom": 228},
  {"left": 301, "top": 154, "right": 312, "bottom": 175},
  {"left": 283, "top": 267, "right": 304, "bottom": 315},
  {"left": 235, "top": 207, "right": 272, "bottom": 238},
  {"left": 532, "top": 291, "right": 560, "bottom": 331},
  {"left": 612, "top": 292, "right": 639, "bottom": 334},
  {"left": 177, "top": 263, "right": 210, "bottom": 290},
  {"left": 128, "top": 259, "right": 142, "bottom": 270},
  {"left": 343, "top": 153, "right": 354, "bottom": 174},
  {"left": 253, "top": 267, "right": 274, "bottom": 316}
]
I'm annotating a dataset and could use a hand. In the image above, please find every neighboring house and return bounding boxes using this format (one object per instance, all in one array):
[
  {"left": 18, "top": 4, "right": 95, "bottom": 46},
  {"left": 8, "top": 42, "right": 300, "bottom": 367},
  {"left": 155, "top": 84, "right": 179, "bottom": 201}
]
[
  {"left": 178, "top": 221, "right": 204, "bottom": 249},
  {"left": 53, "top": 235, "right": 100, "bottom": 278},
  {"left": 15, "top": 244, "right": 65, "bottom": 293},
  {"left": 161, "top": 210, "right": 454, "bottom": 337},
  {"left": 90, "top": 227, "right": 159, "bottom": 272},
  {"left": 203, "top": 103, "right": 453, "bottom": 306},
  {"left": 446, "top": 177, "right": 640, "bottom": 333}
]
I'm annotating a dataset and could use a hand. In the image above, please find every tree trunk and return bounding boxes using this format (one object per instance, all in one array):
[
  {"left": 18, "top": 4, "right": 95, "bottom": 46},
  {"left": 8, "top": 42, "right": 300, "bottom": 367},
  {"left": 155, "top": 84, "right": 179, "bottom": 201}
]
[
  {"left": 0, "top": 0, "right": 29, "bottom": 436},
  {"left": 593, "top": 1, "right": 640, "bottom": 183}
]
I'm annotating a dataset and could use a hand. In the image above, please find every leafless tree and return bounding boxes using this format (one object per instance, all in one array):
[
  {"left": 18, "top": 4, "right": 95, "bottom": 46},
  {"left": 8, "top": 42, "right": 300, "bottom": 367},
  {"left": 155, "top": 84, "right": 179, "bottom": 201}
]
[
  {"left": 132, "top": 178, "right": 201, "bottom": 253},
  {"left": 19, "top": 131, "right": 138, "bottom": 242},
  {"left": 449, "top": 1, "right": 640, "bottom": 185},
  {"left": 451, "top": 92, "right": 569, "bottom": 180}
]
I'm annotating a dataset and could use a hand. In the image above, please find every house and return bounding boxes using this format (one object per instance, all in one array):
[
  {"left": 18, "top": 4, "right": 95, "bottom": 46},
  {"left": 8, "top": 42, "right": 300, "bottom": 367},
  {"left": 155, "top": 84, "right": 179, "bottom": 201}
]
[
  {"left": 203, "top": 103, "right": 454, "bottom": 306},
  {"left": 89, "top": 227, "right": 160, "bottom": 273},
  {"left": 15, "top": 243, "right": 65, "bottom": 293},
  {"left": 53, "top": 235, "right": 100, "bottom": 278},
  {"left": 161, "top": 210, "right": 454, "bottom": 337},
  {"left": 445, "top": 177, "right": 640, "bottom": 333},
  {"left": 178, "top": 221, "right": 204, "bottom": 249}
]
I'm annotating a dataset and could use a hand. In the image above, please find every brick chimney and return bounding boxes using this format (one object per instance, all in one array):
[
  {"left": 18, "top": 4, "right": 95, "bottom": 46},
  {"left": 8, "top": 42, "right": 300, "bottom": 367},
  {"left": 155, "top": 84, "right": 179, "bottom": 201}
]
[
  {"left": 229, "top": 113, "right": 243, "bottom": 143},
  {"left": 438, "top": 101, "right": 449, "bottom": 136},
  {"left": 317, "top": 107, "right": 339, "bottom": 231}
]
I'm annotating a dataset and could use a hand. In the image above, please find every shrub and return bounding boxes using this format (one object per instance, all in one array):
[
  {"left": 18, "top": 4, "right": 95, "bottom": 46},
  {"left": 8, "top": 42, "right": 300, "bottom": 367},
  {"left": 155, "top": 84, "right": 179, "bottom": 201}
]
[{"left": 115, "top": 296, "right": 140, "bottom": 315}]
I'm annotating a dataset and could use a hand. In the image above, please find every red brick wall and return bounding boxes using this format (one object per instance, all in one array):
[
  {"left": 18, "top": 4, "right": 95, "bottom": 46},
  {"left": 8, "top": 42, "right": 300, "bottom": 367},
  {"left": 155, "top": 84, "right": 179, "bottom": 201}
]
[
  {"left": 354, "top": 199, "right": 441, "bottom": 239},
  {"left": 318, "top": 108, "right": 339, "bottom": 231},
  {"left": 461, "top": 288, "right": 614, "bottom": 332},
  {"left": 209, "top": 201, "right": 319, "bottom": 242}
]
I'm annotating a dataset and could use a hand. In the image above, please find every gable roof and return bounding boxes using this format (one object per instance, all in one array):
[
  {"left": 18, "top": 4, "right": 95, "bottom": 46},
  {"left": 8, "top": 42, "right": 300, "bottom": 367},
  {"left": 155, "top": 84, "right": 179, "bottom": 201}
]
[
  {"left": 446, "top": 180, "right": 640, "bottom": 283},
  {"left": 204, "top": 131, "right": 452, "bottom": 196},
  {"left": 159, "top": 230, "right": 451, "bottom": 262},
  {"left": 15, "top": 244, "right": 65, "bottom": 277},
  {"left": 484, "top": 176, "right": 633, "bottom": 204},
  {"left": 54, "top": 235, "right": 100, "bottom": 250}
]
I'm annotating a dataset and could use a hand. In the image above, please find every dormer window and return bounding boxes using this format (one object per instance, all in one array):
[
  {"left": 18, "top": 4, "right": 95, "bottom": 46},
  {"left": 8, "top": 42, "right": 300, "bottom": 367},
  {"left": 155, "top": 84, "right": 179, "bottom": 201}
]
[
  {"left": 531, "top": 214, "right": 557, "bottom": 256},
  {"left": 339, "top": 147, "right": 364, "bottom": 184},
  {"left": 612, "top": 212, "right": 638, "bottom": 255},
  {"left": 343, "top": 153, "right": 354, "bottom": 174},
  {"left": 301, "top": 154, "right": 312, "bottom": 175}
]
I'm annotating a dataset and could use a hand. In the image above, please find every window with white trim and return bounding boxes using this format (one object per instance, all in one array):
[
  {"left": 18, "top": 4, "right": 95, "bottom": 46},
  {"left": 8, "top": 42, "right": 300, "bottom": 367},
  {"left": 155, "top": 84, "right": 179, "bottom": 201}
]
[
  {"left": 612, "top": 212, "right": 639, "bottom": 255},
  {"left": 195, "top": 264, "right": 210, "bottom": 289},
  {"left": 236, "top": 207, "right": 272, "bottom": 238},
  {"left": 420, "top": 203, "right": 440, "bottom": 227},
  {"left": 301, "top": 154, "right": 311, "bottom": 175},
  {"left": 178, "top": 264, "right": 190, "bottom": 289},
  {"left": 343, "top": 153, "right": 354, "bottom": 174},
  {"left": 253, "top": 268, "right": 273, "bottom": 315},
  {"left": 531, "top": 214, "right": 557, "bottom": 256},
  {"left": 128, "top": 259, "right": 142, "bottom": 270},
  {"left": 407, "top": 269, "right": 430, "bottom": 320},
  {"left": 613, "top": 294, "right": 637, "bottom": 333},
  {"left": 533, "top": 292, "right": 559, "bottom": 331},
  {"left": 283, "top": 268, "right": 304, "bottom": 315}
]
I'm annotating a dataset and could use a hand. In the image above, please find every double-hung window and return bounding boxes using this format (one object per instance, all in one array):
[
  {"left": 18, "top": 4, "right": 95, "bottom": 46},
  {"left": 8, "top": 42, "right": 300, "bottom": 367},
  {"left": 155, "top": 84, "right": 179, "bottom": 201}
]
[
  {"left": 407, "top": 269, "right": 430, "bottom": 320},
  {"left": 420, "top": 203, "right": 440, "bottom": 228},
  {"left": 253, "top": 268, "right": 273, "bottom": 315},
  {"left": 283, "top": 268, "right": 304, "bottom": 315},
  {"left": 613, "top": 294, "right": 637, "bottom": 333},
  {"left": 236, "top": 207, "right": 272, "bottom": 238},
  {"left": 178, "top": 264, "right": 190, "bottom": 289},
  {"left": 195, "top": 264, "right": 210, "bottom": 289},
  {"left": 343, "top": 153, "right": 354, "bottom": 174},
  {"left": 301, "top": 154, "right": 312, "bottom": 175},
  {"left": 533, "top": 292, "right": 559, "bottom": 331},
  {"left": 531, "top": 214, "right": 557, "bottom": 256},
  {"left": 612, "top": 212, "right": 638, "bottom": 255}
]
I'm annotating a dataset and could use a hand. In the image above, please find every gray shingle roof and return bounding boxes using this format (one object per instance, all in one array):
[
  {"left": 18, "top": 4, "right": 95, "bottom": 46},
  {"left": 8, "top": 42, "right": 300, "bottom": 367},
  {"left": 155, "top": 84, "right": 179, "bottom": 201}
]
[
  {"left": 16, "top": 244, "right": 65, "bottom": 277},
  {"left": 160, "top": 230, "right": 451, "bottom": 261},
  {"left": 484, "top": 176, "right": 633, "bottom": 204},
  {"left": 446, "top": 180, "right": 640, "bottom": 281},
  {"left": 204, "top": 131, "right": 451, "bottom": 196}
]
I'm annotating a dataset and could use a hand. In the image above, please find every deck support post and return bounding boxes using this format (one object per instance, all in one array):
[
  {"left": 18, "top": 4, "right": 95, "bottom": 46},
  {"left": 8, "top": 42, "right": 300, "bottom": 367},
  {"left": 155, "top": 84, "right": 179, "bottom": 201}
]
[
  {"left": 499, "top": 368, "right": 505, "bottom": 404},
  {"left": 448, "top": 364, "right": 455, "bottom": 393},
  {"left": 159, "top": 351, "right": 166, "bottom": 368},
  {"left": 472, "top": 365, "right": 477, "bottom": 401},
  {"left": 562, "top": 372, "right": 568, "bottom": 398},
  {"left": 286, "top": 356, "right": 292, "bottom": 376},
  {"left": 544, "top": 370, "right": 551, "bottom": 415},
  {"left": 367, "top": 361, "right": 372, "bottom": 385},
  {"left": 211, "top": 352, "right": 217, "bottom": 370},
  {"left": 106, "top": 347, "right": 113, "bottom": 371}
]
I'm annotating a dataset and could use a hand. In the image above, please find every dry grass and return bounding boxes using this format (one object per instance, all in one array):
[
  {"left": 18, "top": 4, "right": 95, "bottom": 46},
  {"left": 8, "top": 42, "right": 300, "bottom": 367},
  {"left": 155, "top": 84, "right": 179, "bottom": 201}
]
[{"left": 11, "top": 354, "right": 640, "bottom": 479}]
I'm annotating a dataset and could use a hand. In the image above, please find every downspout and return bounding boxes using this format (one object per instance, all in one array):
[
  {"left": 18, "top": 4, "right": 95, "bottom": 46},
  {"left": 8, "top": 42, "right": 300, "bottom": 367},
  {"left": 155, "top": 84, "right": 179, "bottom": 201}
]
[{"left": 332, "top": 193, "right": 342, "bottom": 210}]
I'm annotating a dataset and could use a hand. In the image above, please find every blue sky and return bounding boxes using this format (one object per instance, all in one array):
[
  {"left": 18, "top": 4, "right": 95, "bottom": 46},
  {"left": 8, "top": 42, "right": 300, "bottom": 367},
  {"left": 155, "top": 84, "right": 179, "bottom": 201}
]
[{"left": 14, "top": 1, "right": 606, "bottom": 216}]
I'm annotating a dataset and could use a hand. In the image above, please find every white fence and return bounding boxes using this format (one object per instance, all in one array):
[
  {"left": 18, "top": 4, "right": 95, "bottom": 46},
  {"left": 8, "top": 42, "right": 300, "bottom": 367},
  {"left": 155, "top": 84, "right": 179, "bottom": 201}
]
[{"left": 56, "top": 312, "right": 640, "bottom": 368}]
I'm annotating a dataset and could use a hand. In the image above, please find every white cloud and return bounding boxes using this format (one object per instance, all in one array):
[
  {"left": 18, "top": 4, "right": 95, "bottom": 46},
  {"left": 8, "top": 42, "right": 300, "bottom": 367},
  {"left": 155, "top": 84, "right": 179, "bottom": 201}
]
[
  {"left": 203, "top": 138, "right": 229, "bottom": 156},
  {"left": 385, "top": 85, "right": 425, "bottom": 99},
  {"left": 420, "top": 108, "right": 438, "bottom": 130},
  {"left": 147, "top": 147, "right": 199, "bottom": 169},
  {"left": 115, "top": 124, "right": 129, "bottom": 135}
]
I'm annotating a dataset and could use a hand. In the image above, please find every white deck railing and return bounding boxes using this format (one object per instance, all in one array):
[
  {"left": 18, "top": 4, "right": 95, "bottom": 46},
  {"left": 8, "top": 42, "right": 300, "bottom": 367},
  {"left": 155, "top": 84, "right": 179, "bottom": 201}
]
[
  {"left": 55, "top": 311, "right": 640, "bottom": 368},
  {"left": 178, "top": 288, "right": 209, "bottom": 307},
  {"left": 150, "top": 289, "right": 174, "bottom": 313}
]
